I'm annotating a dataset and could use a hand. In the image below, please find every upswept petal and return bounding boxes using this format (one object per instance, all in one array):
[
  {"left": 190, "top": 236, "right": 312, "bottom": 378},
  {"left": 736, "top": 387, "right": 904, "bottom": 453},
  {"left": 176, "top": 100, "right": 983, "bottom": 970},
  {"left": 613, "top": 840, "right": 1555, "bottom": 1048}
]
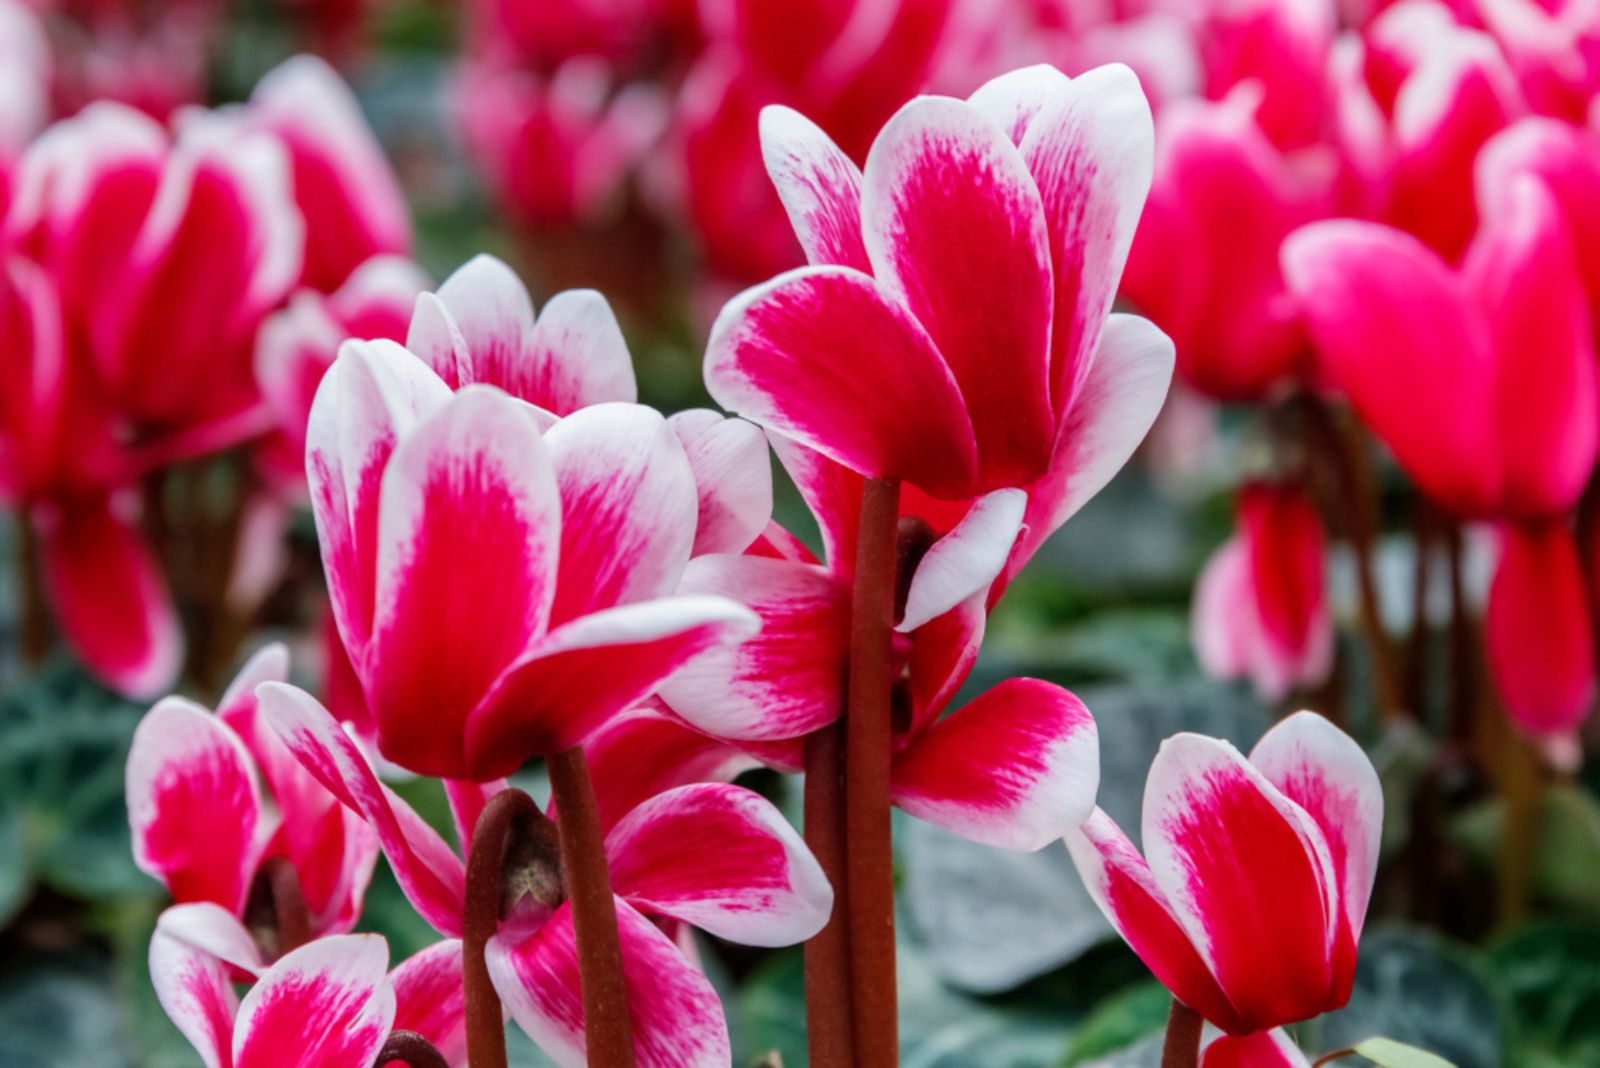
[
  {"left": 583, "top": 704, "right": 761, "bottom": 833},
  {"left": 258, "top": 683, "right": 467, "bottom": 936},
  {"left": 522, "top": 289, "right": 638, "bottom": 414},
  {"left": 658, "top": 554, "right": 850, "bottom": 741},
  {"left": 1141, "top": 734, "right": 1338, "bottom": 1034},
  {"left": 1006, "top": 314, "right": 1174, "bottom": 584},
  {"left": 463, "top": 597, "right": 760, "bottom": 778},
  {"left": 232, "top": 935, "right": 395, "bottom": 1068},
  {"left": 544, "top": 403, "right": 698, "bottom": 625},
  {"left": 368, "top": 386, "right": 560, "bottom": 777},
  {"left": 906, "top": 592, "right": 987, "bottom": 733},
  {"left": 1063, "top": 809, "right": 1246, "bottom": 1034},
  {"left": 215, "top": 644, "right": 294, "bottom": 795},
  {"left": 1248, "top": 711, "right": 1384, "bottom": 1000},
  {"left": 669, "top": 410, "right": 773, "bottom": 556},
  {"left": 898, "top": 488, "right": 1026, "bottom": 632},
  {"left": 1465, "top": 175, "right": 1598, "bottom": 516},
  {"left": 35, "top": 494, "right": 181, "bottom": 700},
  {"left": 767, "top": 434, "right": 862, "bottom": 571},
  {"left": 1192, "top": 538, "right": 1253, "bottom": 682},
  {"left": 862, "top": 95, "right": 1056, "bottom": 489},
  {"left": 442, "top": 779, "right": 508, "bottom": 855},
  {"left": 1018, "top": 63, "right": 1155, "bottom": 407},
  {"left": 967, "top": 64, "right": 1073, "bottom": 146},
  {"left": 487, "top": 899, "right": 730, "bottom": 1068},
  {"left": 431, "top": 254, "right": 536, "bottom": 391},
  {"left": 406, "top": 291, "right": 471, "bottom": 388},
  {"left": 705, "top": 265, "right": 978, "bottom": 499},
  {"left": 606, "top": 783, "right": 831, "bottom": 945},
  {"left": 390, "top": 940, "right": 468, "bottom": 1067},
  {"left": 758, "top": 105, "right": 870, "bottom": 272},
  {"left": 1282, "top": 221, "right": 1500, "bottom": 516},
  {"left": 891, "top": 679, "right": 1097, "bottom": 851},
  {"left": 149, "top": 905, "right": 257, "bottom": 1068},
  {"left": 1486, "top": 523, "right": 1597, "bottom": 738},
  {"left": 1202, "top": 1029, "right": 1312, "bottom": 1068},
  {"left": 127, "top": 698, "right": 263, "bottom": 913},
  {"left": 306, "top": 338, "right": 451, "bottom": 658}
]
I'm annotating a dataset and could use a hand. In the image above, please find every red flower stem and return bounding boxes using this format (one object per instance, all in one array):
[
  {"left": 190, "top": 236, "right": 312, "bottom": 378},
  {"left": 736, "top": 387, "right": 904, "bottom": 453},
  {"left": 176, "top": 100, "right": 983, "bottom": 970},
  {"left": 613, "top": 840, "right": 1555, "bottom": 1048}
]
[
  {"left": 1159, "top": 999, "right": 1203, "bottom": 1068},
  {"left": 373, "top": 1030, "right": 451, "bottom": 1068},
  {"left": 15, "top": 517, "right": 49, "bottom": 665},
  {"left": 1497, "top": 727, "right": 1542, "bottom": 929},
  {"left": 1301, "top": 396, "right": 1406, "bottom": 723},
  {"left": 256, "top": 856, "right": 311, "bottom": 957},
  {"left": 844, "top": 476, "right": 901, "bottom": 1068},
  {"left": 464, "top": 788, "right": 542, "bottom": 1068},
  {"left": 548, "top": 746, "right": 637, "bottom": 1068},
  {"left": 802, "top": 720, "right": 855, "bottom": 1067}
]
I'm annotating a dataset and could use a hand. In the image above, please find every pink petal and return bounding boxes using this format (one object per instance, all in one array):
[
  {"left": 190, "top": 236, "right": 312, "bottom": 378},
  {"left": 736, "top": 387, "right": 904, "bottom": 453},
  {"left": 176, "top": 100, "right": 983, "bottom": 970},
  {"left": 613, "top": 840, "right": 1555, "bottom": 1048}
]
[
  {"left": 583, "top": 704, "right": 761, "bottom": 833},
  {"left": 487, "top": 899, "right": 730, "bottom": 1068},
  {"left": 705, "top": 265, "right": 978, "bottom": 499},
  {"left": 1192, "top": 537, "right": 1254, "bottom": 682},
  {"left": 1202, "top": 1029, "right": 1312, "bottom": 1068},
  {"left": 443, "top": 779, "right": 508, "bottom": 855},
  {"left": 368, "top": 385, "right": 560, "bottom": 777},
  {"left": 1486, "top": 523, "right": 1597, "bottom": 738},
  {"left": 1282, "top": 220, "right": 1500, "bottom": 516},
  {"left": 1238, "top": 482, "right": 1335, "bottom": 700},
  {"left": 906, "top": 592, "right": 987, "bottom": 733},
  {"left": 390, "top": 940, "right": 467, "bottom": 1067},
  {"left": 1248, "top": 711, "right": 1383, "bottom": 1003},
  {"left": 155, "top": 901, "right": 268, "bottom": 975},
  {"left": 250, "top": 55, "right": 412, "bottom": 293},
  {"left": 34, "top": 494, "right": 181, "bottom": 700},
  {"left": 966, "top": 64, "right": 1073, "bottom": 145},
  {"left": 862, "top": 95, "right": 1055, "bottom": 489},
  {"left": 215, "top": 644, "right": 294, "bottom": 791},
  {"left": 233, "top": 935, "right": 395, "bottom": 1068},
  {"left": 768, "top": 434, "right": 863, "bottom": 571},
  {"left": 668, "top": 409, "right": 773, "bottom": 556},
  {"left": 463, "top": 597, "right": 759, "bottom": 779},
  {"left": 1006, "top": 313, "right": 1174, "bottom": 584},
  {"left": 658, "top": 555, "right": 850, "bottom": 742},
  {"left": 898, "top": 488, "right": 1026, "bottom": 632},
  {"left": 127, "top": 698, "right": 263, "bottom": 913},
  {"left": 891, "top": 679, "right": 1097, "bottom": 852},
  {"left": 258, "top": 683, "right": 467, "bottom": 936},
  {"left": 1017, "top": 63, "right": 1155, "bottom": 408},
  {"left": 544, "top": 403, "right": 698, "bottom": 625},
  {"left": 149, "top": 905, "right": 256, "bottom": 1068},
  {"left": 1141, "top": 734, "right": 1339, "bottom": 1034},
  {"left": 606, "top": 783, "right": 831, "bottom": 945},
  {"left": 406, "top": 290, "right": 471, "bottom": 389},
  {"left": 1465, "top": 175, "right": 1598, "bottom": 517},
  {"left": 306, "top": 338, "right": 451, "bottom": 662},
  {"left": 1063, "top": 809, "right": 1246, "bottom": 1034},
  {"left": 758, "top": 105, "right": 870, "bottom": 272},
  {"left": 522, "top": 289, "right": 638, "bottom": 414}
]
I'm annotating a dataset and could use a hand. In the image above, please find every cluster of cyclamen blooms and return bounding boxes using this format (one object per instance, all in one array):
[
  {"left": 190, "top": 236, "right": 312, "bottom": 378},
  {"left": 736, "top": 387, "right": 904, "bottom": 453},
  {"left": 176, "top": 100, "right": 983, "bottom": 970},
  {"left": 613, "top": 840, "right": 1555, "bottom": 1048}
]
[
  {"left": 124, "top": 60, "right": 1386, "bottom": 1068},
  {"left": 0, "top": 53, "right": 420, "bottom": 700}
]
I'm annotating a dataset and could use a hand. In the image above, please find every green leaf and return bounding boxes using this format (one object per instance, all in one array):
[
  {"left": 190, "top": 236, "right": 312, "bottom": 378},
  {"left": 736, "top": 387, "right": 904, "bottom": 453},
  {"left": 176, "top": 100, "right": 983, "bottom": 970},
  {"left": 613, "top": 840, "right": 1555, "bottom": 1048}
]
[
  {"left": 1453, "top": 784, "right": 1600, "bottom": 920},
  {"left": 1061, "top": 982, "right": 1170, "bottom": 1064},
  {"left": 1486, "top": 921, "right": 1600, "bottom": 1067},
  {"left": 1352, "top": 1036, "right": 1457, "bottom": 1068}
]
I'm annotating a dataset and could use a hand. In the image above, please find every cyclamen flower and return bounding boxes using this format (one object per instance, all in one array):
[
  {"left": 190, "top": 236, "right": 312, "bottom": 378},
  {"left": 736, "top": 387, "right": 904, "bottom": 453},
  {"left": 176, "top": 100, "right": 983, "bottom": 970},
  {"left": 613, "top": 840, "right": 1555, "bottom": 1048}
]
[
  {"left": 307, "top": 265, "right": 758, "bottom": 780},
  {"left": 127, "top": 645, "right": 379, "bottom": 941},
  {"left": 1066, "top": 711, "right": 1383, "bottom": 1037},
  {"left": 1330, "top": 0, "right": 1525, "bottom": 260},
  {"left": 1123, "top": 93, "right": 1332, "bottom": 402},
  {"left": 1203, "top": 1029, "right": 1312, "bottom": 1066},
  {"left": 1476, "top": 0, "right": 1600, "bottom": 122},
  {"left": 256, "top": 682, "right": 831, "bottom": 1067},
  {"left": 152, "top": 903, "right": 465, "bottom": 1067},
  {"left": 1193, "top": 482, "right": 1333, "bottom": 701}
]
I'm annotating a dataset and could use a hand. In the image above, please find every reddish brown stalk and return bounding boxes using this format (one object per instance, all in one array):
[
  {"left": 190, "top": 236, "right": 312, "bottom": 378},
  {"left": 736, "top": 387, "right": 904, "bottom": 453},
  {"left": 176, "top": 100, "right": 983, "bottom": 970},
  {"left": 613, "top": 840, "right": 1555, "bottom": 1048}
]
[
  {"left": 464, "top": 788, "right": 542, "bottom": 1068},
  {"left": 844, "top": 476, "right": 901, "bottom": 1068},
  {"left": 257, "top": 856, "right": 311, "bottom": 957},
  {"left": 1300, "top": 396, "right": 1406, "bottom": 723},
  {"left": 802, "top": 720, "right": 855, "bottom": 1068},
  {"left": 1444, "top": 523, "right": 1477, "bottom": 748},
  {"left": 373, "top": 1030, "right": 451, "bottom": 1068},
  {"left": 548, "top": 746, "right": 637, "bottom": 1068},
  {"left": 1159, "top": 999, "right": 1204, "bottom": 1068},
  {"left": 15, "top": 517, "right": 48, "bottom": 665},
  {"left": 1498, "top": 727, "right": 1542, "bottom": 929}
]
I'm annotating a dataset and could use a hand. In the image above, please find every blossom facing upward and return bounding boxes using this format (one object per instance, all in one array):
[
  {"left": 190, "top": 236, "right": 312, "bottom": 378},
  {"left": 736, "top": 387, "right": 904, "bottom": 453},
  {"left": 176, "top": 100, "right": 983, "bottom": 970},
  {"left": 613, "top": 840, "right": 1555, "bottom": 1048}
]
[{"left": 1066, "top": 711, "right": 1383, "bottom": 1037}]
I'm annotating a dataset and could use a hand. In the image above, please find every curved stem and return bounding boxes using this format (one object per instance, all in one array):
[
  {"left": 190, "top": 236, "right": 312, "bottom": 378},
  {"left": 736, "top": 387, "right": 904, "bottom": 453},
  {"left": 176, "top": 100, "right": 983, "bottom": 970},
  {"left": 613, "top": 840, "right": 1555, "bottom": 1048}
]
[
  {"left": 802, "top": 721, "right": 854, "bottom": 1067},
  {"left": 1311, "top": 1050, "right": 1357, "bottom": 1068},
  {"left": 1159, "top": 999, "right": 1203, "bottom": 1068},
  {"left": 845, "top": 476, "right": 901, "bottom": 1068},
  {"left": 548, "top": 746, "right": 636, "bottom": 1068},
  {"left": 464, "top": 788, "right": 543, "bottom": 1068},
  {"left": 258, "top": 856, "right": 311, "bottom": 957},
  {"left": 373, "top": 1030, "right": 451, "bottom": 1068}
]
